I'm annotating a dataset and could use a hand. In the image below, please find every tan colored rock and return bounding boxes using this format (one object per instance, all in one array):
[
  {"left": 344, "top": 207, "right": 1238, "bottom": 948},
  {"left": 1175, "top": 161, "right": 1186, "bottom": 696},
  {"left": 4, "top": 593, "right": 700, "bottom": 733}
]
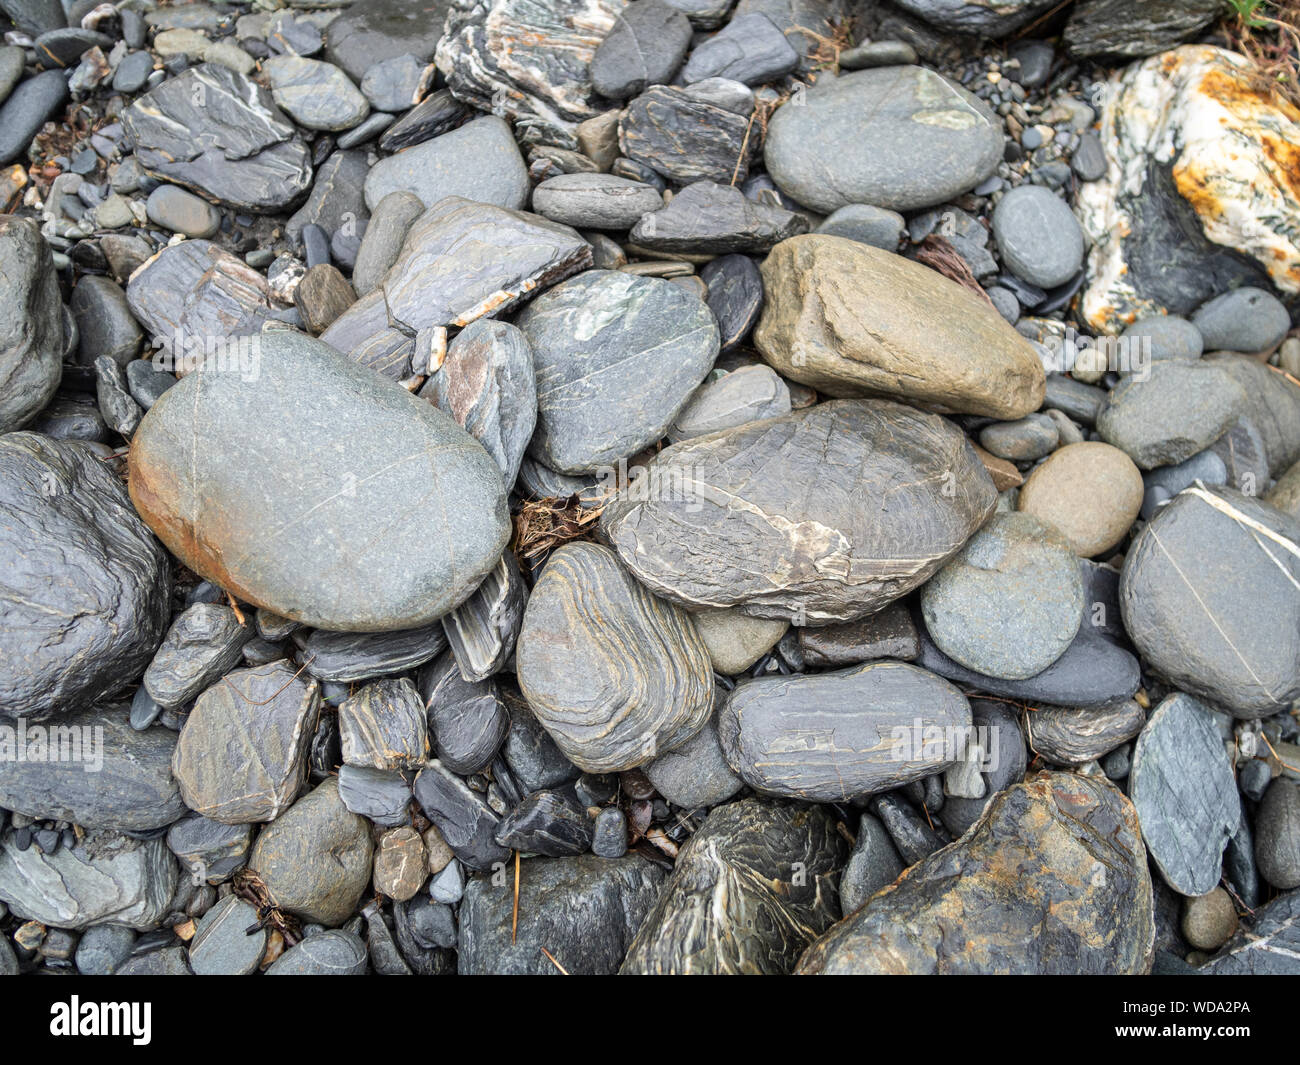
[
  {"left": 692, "top": 608, "right": 788, "bottom": 675},
  {"left": 754, "top": 235, "right": 1045, "bottom": 419},
  {"left": 973, "top": 443, "right": 1022, "bottom": 491},
  {"left": 1182, "top": 887, "right": 1239, "bottom": 951},
  {"left": 373, "top": 826, "right": 427, "bottom": 902},
  {"left": 1018, "top": 441, "right": 1144, "bottom": 556}
]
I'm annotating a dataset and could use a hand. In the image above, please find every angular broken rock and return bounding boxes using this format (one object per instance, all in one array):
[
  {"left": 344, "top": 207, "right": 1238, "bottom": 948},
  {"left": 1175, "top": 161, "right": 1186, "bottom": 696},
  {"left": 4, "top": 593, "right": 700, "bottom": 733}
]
[
  {"left": 619, "top": 85, "right": 755, "bottom": 185},
  {"left": 0, "top": 214, "right": 63, "bottom": 433},
  {"left": 718, "top": 661, "right": 971, "bottom": 801},
  {"left": 412, "top": 760, "right": 510, "bottom": 871},
  {"left": 796, "top": 773, "right": 1155, "bottom": 974},
  {"left": 1, "top": 433, "right": 172, "bottom": 721},
  {"left": 339, "top": 677, "right": 429, "bottom": 770},
  {"left": 515, "top": 543, "right": 714, "bottom": 772},
  {"left": 1129, "top": 693, "right": 1241, "bottom": 897},
  {"left": 600, "top": 399, "right": 997, "bottom": 623},
  {"left": 630, "top": 180, "right": 808, "bottom": 254},
  {"left": 439, "top": 551, "right": 527, "bottom": 683},
  {"left": 121, "top": 63, "right": 312, "bottom": 211},
  {"left": 755, "top": 235, "right": 1045, "bottom": 419},
  {"left": 129, "top": 331, "right": 509, "bottom": 632},
  {"left": 144, "top": 602, "right": 253, "bottom": 708},
  {"left": 620, "top": 798, "right": 846, "bottom": 974}
]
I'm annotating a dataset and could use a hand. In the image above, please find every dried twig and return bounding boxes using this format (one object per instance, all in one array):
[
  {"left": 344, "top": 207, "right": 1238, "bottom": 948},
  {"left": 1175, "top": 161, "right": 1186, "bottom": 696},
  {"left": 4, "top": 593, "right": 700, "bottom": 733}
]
[{"left": 915, "top": 234, "right": 997, "bottom": 309}]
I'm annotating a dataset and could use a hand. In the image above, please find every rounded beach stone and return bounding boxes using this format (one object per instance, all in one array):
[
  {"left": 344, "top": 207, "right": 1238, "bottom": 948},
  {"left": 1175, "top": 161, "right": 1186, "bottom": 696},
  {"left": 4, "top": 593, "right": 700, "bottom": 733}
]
[
  {"left": 1017, "top": 441, "right": 1144, "bottom": 556},
  {"left": 128, "top": 330, "right": 509, "bottom": 632},
  {"left": 515, "top": 542, "right": 714, "bottom": 772},
  {"left": 991, "top": 184, "right": 1085, "bottom": 288}
]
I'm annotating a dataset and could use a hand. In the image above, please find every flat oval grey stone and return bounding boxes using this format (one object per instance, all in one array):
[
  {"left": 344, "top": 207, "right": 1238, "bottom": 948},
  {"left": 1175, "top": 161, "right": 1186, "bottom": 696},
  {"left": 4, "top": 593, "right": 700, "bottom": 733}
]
[
  {"left": 991, "top": 185, "right": 1085, "bottom": 289},
  {"left": 601, "top": 399, "right": 997, "bottom": 623},
  {"left": 517, "top": 269, "right": 719, "bottom": 475},
  {"left": 143, "top": 602, "right": 253, "bottom": 708},
  {"left": 680, "top": 12, "right": 799, "bottom": 86},
  {"left": 188, "top": 895, "right": 265, "bottom": 975},
  {"left": 266, "top": 929, "right": 368, "bottom": 974},
  {"left": 629, "top": 179, "right": 808, "bottom": 254},
  {"left": 128, "top": 330, "right": 510, "bottom": 632},
  {"left": 764, "top": 66, "right": 1002, "bottom": 213},
  {"left": 265, "top": 55, "right": 369, "bottom": 131},
  {"left": 718, "top": 660, "right": 972, "bottom": 801},
  {"left": 532, "top": 172, "right": 663, "bottom": 230},
  {"left": 590, "top": 0, "right": 692, "bottom": 99}
]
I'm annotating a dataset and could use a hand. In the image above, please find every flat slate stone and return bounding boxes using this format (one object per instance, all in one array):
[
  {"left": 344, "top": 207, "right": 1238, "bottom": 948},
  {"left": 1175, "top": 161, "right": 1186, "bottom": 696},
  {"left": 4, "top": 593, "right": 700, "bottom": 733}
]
[
  {"left": 1065, "top": 0, "right": 1223, "bottom": 60},
  {"left": 764, "top": 66, "right": 1002, "bottom": 213},
  {"left": 440, "top": 551, "right": 527, "bottom": 682},
  {"left": 720, "top": 661, "right": 970, "bottom": 801},
  {"left": 494, "top": 788, "right": 593, "bottom": 856},
  {"left": 265, "top": 55, "right": 369, "bottom": 131},
  {"left": 460, "top": 853, "right": 666, "bottom": 975},
  {"left": 0, "top": 434, "right": 171, "bottom": 721},
  {"left": 797, "top": 773, "right": 1154, "bottom": 974},
  {"left": 501, "top": 691, "right": 581, "bottom": 794},
  {"left": 840, "top": 813, "right": 904, "bottom": 914},
  {"left": 701, "top": 253, "right": 763, "bottom": 350},
  {"left": 188, "top": 895, "right": 265, "bottom": 975},
  {"left": 129, "top": 331, "right": 510, "bottom": 632},
  {"left": 670, "top": 364, "right": 791, "bottom": 441},
  {"left": 1199, "top": 889, "right": 1300, "bottom": 974},
  {"left": 337, "top": 764, "right": 412, "bottom": 828},
  {"left": 889, "top": 0, "right": 1058, "bottom": 37},
  {"left": 516, "top": 543, "right": 714, "bottom": 772},
  {"left": 516, "top": 269, "right": 719, "bottom": 474},
  {"left": 590, "top": 0, "right": 692, "bottom": 99},
  {"left": 412, "top": 760, "right": 510, "bottom": 871},
  {"left": 0, "top": 69, "right": 70, "bottom": 166},
  {"left": 756, "top": 235, "right": 1045, "bottom": 419},
  {"left": 531, "top": 172, "right": 664, "bottom": 230},
  {"left": 166, "top": 814, "right": 252, "bottom": 883},
  {"left": 0, "top": 707, "right": 185, "bottom": 832},
  {"left": 363, "top": 116, "right": 528, "bottom": 212},
  {"left": 266, "top": 929, "right": 368, "bottom": 974},
  {"left": 339, "top": 677, "right": 428, "bottom": 770},
  {"left": 287, "top": 149, "right": 371, "bottom": 244},
  {"left": 360, "top": 53, "right": 433, "bottom": 112},
  {"left": 299, "top": 625, "right": 447, "bottom": 683},
  {"left": 122, "top": 64, "right": 312, "bottom": 211},
  {"left": 1121, "top": 486, "right": 1300, "bottom": 717},
  {"left": 798, "top": 602, "right": 919, "bottom": 667},
  {"left": 417, "top": 652, "right": 509, "bottom": 774},
  {"left": 621, "top": 798, "right": 846, "bottom": 974},
  {"left": 0, "top": 215, "right": 63, "bottom": 432},
  {"left": 601, "top": 399, "right": 996, "bottom": 623},
  {"left": 629, "top": 180, "right": 807, "bottom": 254},
  {"left": 619, "top": 84, "right": 755, "bottom": 185},
  {"left": 1130, "top": 693, "right": 1241, "bottom": 896},
  {"left": 681, "top": 12, "right": 798, "bottom": 85},
  {"left": 143, "top": 602, "right": 252, "bottom": 708}
]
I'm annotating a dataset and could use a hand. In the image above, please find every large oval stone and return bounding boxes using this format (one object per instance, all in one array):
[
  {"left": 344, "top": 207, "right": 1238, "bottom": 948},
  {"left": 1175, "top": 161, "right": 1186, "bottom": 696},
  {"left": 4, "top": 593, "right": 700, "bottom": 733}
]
[
  {"left": 600, "top": 399, "right": 998, "bottom": 623},
  {"left": 764, "top": 67, "right": 1003, "bottom": 213},
  {"left": 515, "top": 542, "right": 714, "bottom": 772},
  {"left": 0, "top": 214, "right": 62, "bottom": 433},
  {"left": 755, "top": 235, "right": 1045, "bottom": 419},
  {"left": 717, "top": 661, "right": 971, "bottom": 801},
  {"left": 796, "top": 773, "right": 1155, "bottom": 974},
  {"left": 128, "top": 331, "right": 510, "bottom": 632}
]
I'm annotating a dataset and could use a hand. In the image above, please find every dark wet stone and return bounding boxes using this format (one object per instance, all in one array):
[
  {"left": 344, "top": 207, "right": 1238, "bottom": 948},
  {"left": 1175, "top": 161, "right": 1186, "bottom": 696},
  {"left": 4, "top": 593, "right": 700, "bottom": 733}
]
[
  {"left": 300, "top": 625, "right": 447, "bottom": 683},
  {"left": 129, "top": 331, "right": 509, "bottom": 632},
  {"left": 460, "top": 852, "right": 665, "bottom": 974},
  {"left": 364, "top": 115, "right": 528, "bottom": 211},
  {"left": 112, "top": 49, "right": 154, "bottom": 94},
  {"left": 75, "top": 923, "right": 138, "bottom": 975},
  {"left": 337, "top": 764, "right": 412, "bottom": 828},
  {"left": 1199, "top": 889, "right": 1300, "bottom": 974},
  {"left": 143, "top": 603, "right": 252, "bottom": 708},
  {"left": 441, "top": 551, "right": 527, "bottom": 682},
  {"left": 872, "top": 792, "right": 947, "bottom": 865},
  {"left": 799, "top": 773, "right": 1153, "bottom": 974},
  {"left": 681, "top": 12, "right": 798, "bottom": 86},
  {"left": 377, "top": 87, "right": 468, "bottom": 151},
  {"left": 0, "top": 69, "right": 70, "bottom": 166},
  {"left": 94, "top": 355, "right": 142, "bottom": 438},
  {"left": 517, "top": 269, "right": 718, "bottom": 474},
  {"left": 1205, "top": 353, "right": 1300, "bottom": 478},
  {"left": 516, "top": 543, "right": 714, "bottom": 773},
  {"left": 501, "top": 690, "right": 581, "bottom": 794},
  {"left": 294, "top": 264, "right": 356, "bottom": 334},
  {"left": 1120, "top": 487, "right": 1300, "bottom": 718},
  {"left": 602, "top": 400, "right": 996, "bottom": 623},
  {"left": 248, "top": 777, "right": 373, "bottom": 925},
  {"left": 392, "top": 894, "right": 457, "bottom": 974},
  {"left": 122, "top": 64, "right": 312, "bottom": 211},
  {"left": 266, "top": 929, "right": 368, "bottom": 974},
  {"left": 1064, "top": 0, "right": 1223, "bottom": 60},
  {"left": 1256, "top": 778, "right": 1300, "bottom": 891},
  {"left": 840, "top": 812, "right": 903, "bottom": 914},
  {"left": 125, "top": 360, "right": 176, "bottom": 411},
  {"left": 701, "top": 253, "right": 763, "bottom": 351},
  {"left": 1130, "top": 693, "right": 1241, "bottom": 896},
  {"left": 494, "top": 788, "right": 593, "bottom": 855},
  {"left": 669, "top": 364, "right": 791, "bottom": 442},
  {"left": 590, "top": 0, "right": 692, "bottom": 99},
  {"left": 619, "top": 84, "right": 755, "bottom": 184},
  {"left": 622, "top": 798, "right": 846, "bottom": 974},
  {"left": 419, "top": 319, "right": 536, "bottom": 488},
  {"left": 417, "top": 652, "right": 509, "bottom": 774},
  {"left": 286, "top": 149, "right": 370, "bottom": 245},
  {"left": 166, "top": 814, "right": 252, "bottom": 884},
  {"left": 1072, "top": 130, "right": 1107, "bottom": 181},
  {"left": 0, "top": 434, "right": 171, "bottom": 721},
  {"left": 936, "top": 699, "right": 1027, "bottom": 836},
  {"left": 29, "top": 396, "right": 109, "bottom": 443},
  {"left": 719, "top": 661, "right": 970, "bottom": 801},
  {"left": 71, "top": 275, "right": 143, "bottom": 370},
  {"left": 629, "top": 179, "right": 806, "bottom": 254},
  {"left": 0, "top": 707, "right": 185, "bottom": 832},
  {"left": 0, "top": 215, "right": 63, "bottom": 432},
  {"left": 591, "top": 807, "right": 627, "bottom": 857},
  {"left": 1025, "top": 698, "right": 1145, "bottom": 767},
  {"left": 839, "top": 39, "right": 918, "bottom": 69},
  {"left": 413, "top": 761, "right": 510, "bottom": 871},
  {"left": 798, "top": 602, "right": 919, "bottom": 668},
  {"left": 325, "top": 0, "right": 448, "bottom": 83}
]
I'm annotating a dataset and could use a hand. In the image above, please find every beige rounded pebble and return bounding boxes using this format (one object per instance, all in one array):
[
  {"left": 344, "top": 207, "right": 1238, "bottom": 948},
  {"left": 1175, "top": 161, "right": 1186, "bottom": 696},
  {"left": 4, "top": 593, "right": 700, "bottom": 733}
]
[
  {"left": 692, "top": 607, "right": 788, "bottom": 675},
  {"left": 1018, "top": 441, "right": 1143, "bottom": 556},
  {"left": 1181, "top": 887, "right": 1238, "bottom": 951}
]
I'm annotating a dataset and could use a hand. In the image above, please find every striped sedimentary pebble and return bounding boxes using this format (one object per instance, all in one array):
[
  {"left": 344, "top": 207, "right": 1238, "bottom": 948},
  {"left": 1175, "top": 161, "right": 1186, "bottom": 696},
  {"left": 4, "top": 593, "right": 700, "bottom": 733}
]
[
  {"left": 1025, "top": 698, "right": 1146, "bottom": 766},
  {"left": 339, "top": 677, "right": 429, "bottom": 771}
]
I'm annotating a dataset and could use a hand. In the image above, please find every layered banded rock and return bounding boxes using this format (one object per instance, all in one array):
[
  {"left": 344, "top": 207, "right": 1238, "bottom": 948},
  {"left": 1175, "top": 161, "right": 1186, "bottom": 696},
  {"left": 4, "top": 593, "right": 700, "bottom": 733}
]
[
  {"left": 1025, "top": 698, "right": 1146, "bottom": 766},
  {"left": 718, "top": 661, "right": 971, "bottom": 801},
  {"left": 628, "top": 180, "right": 808, "bottom": 254},
  {"left": 121, "top": 64, "right": 312, "bottom": 211},
  {"left": 1067, "top": 0, "right": 1240, "bottom": 62},
  {"left": 1, "top": 434, "right": 171, "bottom": 720},
  {"left": 796, "top": 774, "right": 1154, "bottom": 974},
  {"left": 440, "top": 551, "right": 527, "bottom": 682},
  {"left": 516, "top": 270, "right": 719, "bottom": 474},
  {"left": 764, "top": 67, "right": 1002, "bottom": 213},
  {"left": 1077, "top": 46, "right": 1300, "bottom": 332},
  {"left": 129, "top": 331, "right": 509, "bottom": 632},
  {"left": 1199, "top": 890, "right": 1300, "bottom": 974},
  {"left": 620, "top": 799, "right": 846, "bottom": 974},
  {"left": 339, "top": 678, "right": 428, "bottom": 770},
  {"left": 0, "top": 215, "right": 62, "bottom": 432},
  {"left": 515, "top": 543, "right": 713, "bottom": 772},
  {"left": 1120, "top": 486, "right": 1300, "bottom": 717},
  {"left": 619, "top": 84, "right": 755, "bottom": 185},
  {"left": 755, "top": 236, "right": 1044, "bottom": 418},
  {"left": 601, "top": 400, "right": 997, "bottom": 623}
]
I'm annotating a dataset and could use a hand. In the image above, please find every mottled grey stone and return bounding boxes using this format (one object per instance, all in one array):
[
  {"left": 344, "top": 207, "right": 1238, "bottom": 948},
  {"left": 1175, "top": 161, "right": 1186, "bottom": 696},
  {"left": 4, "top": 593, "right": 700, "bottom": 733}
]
[
  {"left": 701, "top": 253, "right": 763, "bottom": 350},
  {"left": 188, "top": 895, "right": 265, "bottom": 975},
  {"left": 629, "top": 179, "right": 807, "bottom": 254},
  {"left": 1065, "top": 0, "right": 1225, "bottom": 60},
  {"left": 532, "top": 172, "right": 663, "bottom": 230},
  {"left": 339, "top": 677, "right": 428, "bottom": 770},
  {"left": 991, "top": 185, "right": 1084, "bottom": 289},
  {"left": 266, "top": 929, "right": 368, "bottom": 974},
  {"left": 645, "top": 709, "right": 743, "bottom": 809},
  {"left": 1256, "top": 778, "right": 1300, "bottom": 890},
  {"left": 166, "top": 814, "right": 252, "bottom": 884},
  {"left": 286, "top": 149, "right": 371, "bottom": 244},
  {"left": 891, "top": 0, "right": 1057, "bottom": 36},
  {"left": 681, "top": 13, "right": 798, "bottom": 85},
  {"left": 815, "top": 204, "right": 905, "bottom": 249},
  {"left": 75, "top": 923, "right": 138, "bottom": 975},
  {"left": 798, "top": 602, "right": 919, "bottom": 667},
  {"left": 1026, "top": 698, "right": 1145, "bottom": 767},
  {"left": 71, "top": 274, "right": 142, "bottom": 371},
  {"left": 337, "top": 764, "right": 412, "bottom": 828},
  {"left": 300, "top": 625, "right": 447, "bottom": 683},
  {"left": 619, "top": 84, "right": 755, "bottom": 185},
  {"left": 1120, "top": 314, "right": 1203, "bottom": 362},
  {"left": 360, "top": 53, "right": 433, "bottom": 112},
  {"left": 325, "top": 0, "right": 448, "bottom": 82},
  {"left": 1192, "top": 287, "right": 1291, "bottom": 355},
  {"left": 1205, "top": 353, "right": 1300, "bottom": 477},
  {"left": 0, "top": 215, "right": 62, "bottom": 432},
  {"left": 94, "top": 356, "right": 142, "bottom": 438},
  {"left": 590, "top": 0, "right": 692, "bottom": 99}
]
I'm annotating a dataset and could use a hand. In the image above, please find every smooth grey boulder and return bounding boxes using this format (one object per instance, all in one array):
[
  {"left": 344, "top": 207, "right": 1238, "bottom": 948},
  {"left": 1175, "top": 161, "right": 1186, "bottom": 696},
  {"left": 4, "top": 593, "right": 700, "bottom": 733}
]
[
  {"left": 0, "top": 831, "right": 177, "bottom": 931},
  {"left": 351, "top": 189, "right": 424, "bottom": 297},
  {"left": 517, "top": 269, "right": 719, "bottom": 475},
  {"left": 264, "top": 54, "right": 370, "bottom": 131},
  {"left": 1194, "top": 288, "right": 1291, "bottom": 355},
  {"left": 128, "top": 331, "right": 510, "bottom": 632},
  {"left": 1256, "top": 778, "right": 1300, "bottom": 891},
  {"left": 601, "top": 399, "right": 997, "bottom": 623},
  {"left": 1120, "top": 486, "right": 1300, "bottom": 718},
  {"left": 1120, "top": 315, "right": 1203, "bottom": 362},
  {"left": 1, "top": 433, "right": 171, "bottom": 721},
  {"left": 0, "top": 69, "right": 70, "bottom": 166},
  {"left": 718, "top": 661, "right": 971, "bottom": 801},
  {"left": 764, "top": 67, "right": 1002, "bottom": 213},
  {"left": 460, "top": 854, "right": 666, "bottom": 975},
  {"left": 0, "top": 707, "right": 185, "bottom": 832},
  {"left": 629, "top": 179, "right": 808, "bottom": 254},
  {"left": 815, "top": 204, "right": 905, "bottom": 250},
  {"left": 991, "top": 185, "right": 1085, "bottom": 289},
  {"left": 590, "top": 0, "right": 693, "bottom": 99},
  {"left": 0, "top": 215, "right": 62, "bottom": 432},
  {"left": 1130, "top": 693, "right": 1241, "bottom": 896},
  {"left": 531, "top": 172, "right": 663, "bottom": 230},
  {"left": 621, "top": 798, "right": 846, "bottom": 974},
  {"left": 516, "top": 543, "right": 714, "bottom": 772},
  {"left": 363, "top": 116, "right": 528, "bottom": 211}
]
